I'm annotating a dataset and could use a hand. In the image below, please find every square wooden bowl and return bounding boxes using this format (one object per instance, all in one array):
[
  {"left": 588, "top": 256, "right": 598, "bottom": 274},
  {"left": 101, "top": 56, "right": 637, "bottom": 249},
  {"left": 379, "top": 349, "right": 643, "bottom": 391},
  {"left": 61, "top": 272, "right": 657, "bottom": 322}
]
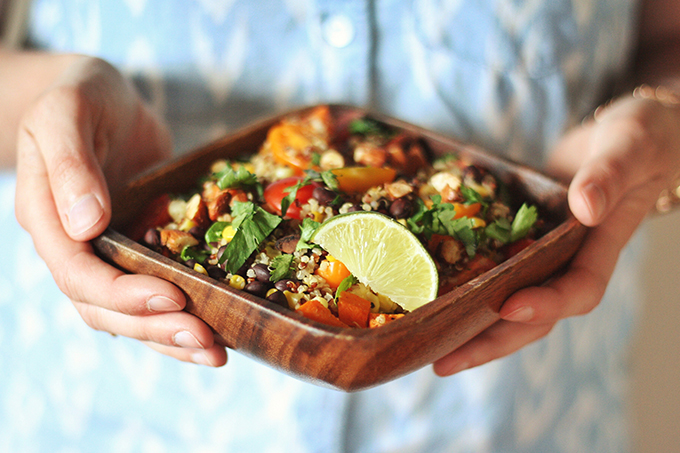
[{"left": 92, "top": 105, "right": 587, "bottom": 392}]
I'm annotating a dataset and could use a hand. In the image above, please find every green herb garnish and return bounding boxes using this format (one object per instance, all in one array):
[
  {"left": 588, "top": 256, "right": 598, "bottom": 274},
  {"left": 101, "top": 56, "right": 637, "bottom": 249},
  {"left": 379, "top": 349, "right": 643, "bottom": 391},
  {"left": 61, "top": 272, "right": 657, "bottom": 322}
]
[
  {"left": 219, "top": 201, "right": 282, "bottom": 273},
  {"left": 269, "top": 254, "right": 295, "bottom": 282}
]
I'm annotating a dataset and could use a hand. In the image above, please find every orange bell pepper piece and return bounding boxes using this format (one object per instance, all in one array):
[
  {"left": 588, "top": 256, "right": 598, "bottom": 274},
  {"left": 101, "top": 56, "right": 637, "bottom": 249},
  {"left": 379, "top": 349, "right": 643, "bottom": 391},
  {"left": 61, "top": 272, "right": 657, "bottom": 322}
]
[
  {"left": 338, "top": 291, "right": 372, "bottom": 328},
  {"left": 315, "top": 259, "right": 351, "bottom": 290},
  {"left": 331, "top": 167, "right": 397, "bottom": 193},
  {"left": 452, "top": 202, "right": 481, "bottom": 219},
  {"left": 296, "top": 299, "right": 348, "bottom": 328}
]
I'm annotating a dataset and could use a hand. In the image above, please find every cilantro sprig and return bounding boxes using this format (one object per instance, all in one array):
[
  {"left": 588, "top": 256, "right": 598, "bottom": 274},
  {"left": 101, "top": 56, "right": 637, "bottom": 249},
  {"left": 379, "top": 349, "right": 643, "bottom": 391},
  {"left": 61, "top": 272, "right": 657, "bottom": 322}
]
[
  {"left": 218, "top": 201, "right": 282, "bottom": 273},
  {"left": 408, "top": 195, "right": 478, "bottom": 257},
  {"left": 484, "top": 203, "right": 538, "bottom": 244},
  {"left": 214, "top": 165, "right": 263, "bottom": 198},
  {"left": 269, "top": 254, "right": 295, "bottom": 282},
  {"left": 280, "top": 170, "right": 339, "bottom": 217}
]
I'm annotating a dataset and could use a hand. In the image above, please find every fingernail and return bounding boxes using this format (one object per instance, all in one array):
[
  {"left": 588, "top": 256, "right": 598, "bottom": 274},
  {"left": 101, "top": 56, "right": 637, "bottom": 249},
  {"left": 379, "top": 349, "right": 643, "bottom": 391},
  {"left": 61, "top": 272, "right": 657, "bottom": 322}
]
[
  {"left": 447, "top": 361, "right": 470, "bottom": 375},
  {"left": 191, "top": 351, "right": 215, "bottom": 367},
  {"left": 583, "top": 182, "right": 606, "bottom": 221},
  {"left": 503, "top": 306, "right": 534, "bottom": 322},
  {"left": 174, "top": 331, "right": 205, "bottom": 349},
  {"left": 147, "top": 296, "right": 181, "bottom": 312},
  {"left": 67, "top": 193, "right": 104, "bottom": 236}
]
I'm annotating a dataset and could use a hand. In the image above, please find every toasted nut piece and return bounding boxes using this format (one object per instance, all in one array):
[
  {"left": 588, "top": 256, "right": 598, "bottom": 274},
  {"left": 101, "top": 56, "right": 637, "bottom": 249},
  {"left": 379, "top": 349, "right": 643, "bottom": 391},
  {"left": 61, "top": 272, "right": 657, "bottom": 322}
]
[
  {"left": 319, "top": 149, "right": 345, "bottom": 170},
  {"left": 207, "top": 190, "right": 232, "bottom": 221},
  {"left": 184, "top": 193, "right": 210, "bottom": 230},
  {"left": 430, "top": 171, "right": 462, "bottom": 194},
  {"left": 354, "top": 143, "right": 387, "bottom": 167},
  {"left": 228, "top": 189, "right": 249, "bottom": 207},
  {"left": 384, "top": 180, "right": 413, "bottom": 199},
  {"left": 160, "top": 229, "right": 199, "bottom": 254},
  {"left": 439, "top": 236, "right": 465, "bottom": 265},
  {"left": 168, "top": 199, "right": 187, "bottom": 223}
]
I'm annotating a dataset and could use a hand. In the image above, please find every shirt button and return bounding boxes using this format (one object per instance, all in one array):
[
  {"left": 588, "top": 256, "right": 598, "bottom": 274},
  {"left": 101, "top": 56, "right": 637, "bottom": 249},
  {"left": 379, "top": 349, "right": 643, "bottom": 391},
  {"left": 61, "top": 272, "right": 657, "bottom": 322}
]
[{"left": 322, "top": 14, "right": 355, "bottom": 48}]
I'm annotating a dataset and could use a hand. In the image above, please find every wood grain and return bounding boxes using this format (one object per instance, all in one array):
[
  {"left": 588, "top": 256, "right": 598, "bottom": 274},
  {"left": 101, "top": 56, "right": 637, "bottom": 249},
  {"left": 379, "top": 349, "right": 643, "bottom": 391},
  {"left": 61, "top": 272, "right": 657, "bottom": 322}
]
[{"left": 92, "top": 105, "right": 587, "bottom": 392}]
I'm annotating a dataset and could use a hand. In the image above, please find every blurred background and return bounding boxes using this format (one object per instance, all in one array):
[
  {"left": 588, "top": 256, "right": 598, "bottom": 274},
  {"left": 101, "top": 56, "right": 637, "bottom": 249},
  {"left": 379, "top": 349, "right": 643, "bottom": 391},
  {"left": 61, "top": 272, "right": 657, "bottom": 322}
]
[{"left": 632, "top": 209, "right": 680, "bottom": 453}]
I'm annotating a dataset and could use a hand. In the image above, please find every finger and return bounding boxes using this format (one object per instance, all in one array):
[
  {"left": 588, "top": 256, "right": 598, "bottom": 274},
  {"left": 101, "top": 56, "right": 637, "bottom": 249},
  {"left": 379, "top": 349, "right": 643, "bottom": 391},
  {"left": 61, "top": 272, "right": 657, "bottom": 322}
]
[
  {"left": 19, "top": 86, "right": 111, "bottom": 240},
  {"left": 500, "top": 173, "right": 661, "bottom": 324},
  {"left": 144, "top": 342, "right": 228, "bottom": 367},
  {"left": 73, "top": 301, "right": 216, "bottom": 350},
  {"left": 433, "top": 320, "right": 554, "bottom": 376},
  {"left": 16, "top": 128, "right": 185, "bottom": 316},
  {"left": 568, "top": 99, "right": 676, "bottom": 226}
]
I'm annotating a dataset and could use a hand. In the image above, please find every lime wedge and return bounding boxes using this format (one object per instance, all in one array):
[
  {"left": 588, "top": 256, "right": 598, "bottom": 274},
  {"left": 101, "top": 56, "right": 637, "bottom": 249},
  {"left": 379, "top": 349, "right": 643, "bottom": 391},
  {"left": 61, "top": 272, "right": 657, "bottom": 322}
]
[{"left": 311, "top": 212, "right": 439, "bottom": 311}]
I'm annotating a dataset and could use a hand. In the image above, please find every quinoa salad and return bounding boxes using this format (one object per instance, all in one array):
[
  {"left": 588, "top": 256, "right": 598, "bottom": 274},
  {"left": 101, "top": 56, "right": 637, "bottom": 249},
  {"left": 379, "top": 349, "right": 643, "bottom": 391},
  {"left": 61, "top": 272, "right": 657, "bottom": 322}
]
[{"left": 135, "top": 106, "right": 542, "bottom": 328}]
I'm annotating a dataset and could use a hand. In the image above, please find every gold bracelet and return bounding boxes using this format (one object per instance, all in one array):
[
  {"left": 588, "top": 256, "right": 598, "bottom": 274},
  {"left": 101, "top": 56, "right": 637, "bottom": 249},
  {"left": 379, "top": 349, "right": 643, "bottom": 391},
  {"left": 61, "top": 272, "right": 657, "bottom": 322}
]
[{"left": 635, "top": 85, "right": 680, "bottom": 213}]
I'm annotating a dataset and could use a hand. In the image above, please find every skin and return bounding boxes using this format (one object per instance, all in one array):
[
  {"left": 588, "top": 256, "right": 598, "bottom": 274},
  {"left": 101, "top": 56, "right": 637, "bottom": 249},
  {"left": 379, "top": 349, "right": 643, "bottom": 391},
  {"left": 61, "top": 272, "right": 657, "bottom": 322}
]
[{"left": 2, "top": 0, "right": 679, "bottom": 371}]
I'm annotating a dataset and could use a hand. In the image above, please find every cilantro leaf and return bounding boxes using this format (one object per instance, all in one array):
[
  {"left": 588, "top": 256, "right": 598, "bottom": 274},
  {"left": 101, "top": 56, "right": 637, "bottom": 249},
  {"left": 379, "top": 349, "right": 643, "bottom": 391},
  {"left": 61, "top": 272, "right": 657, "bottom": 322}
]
[
  {"left": 219, "top": 201, "right": 282, "bottom": 273},
  {"left": 204, "top": 221, "right": 230, "bottom": 244},
  {"left": 510, "top": 203, "right": 538, "bottom": 242},
  {"left": 270, "top": 254, "right": 295, "bottom": 282},
  {"left": 335, "top": 274, "right": 359, "bottom": 300},
  {"left": 296, "top": 218, "right": 321, "bottom": 251},
  {"left": 216, "top": 165, "right": 258, "bottom": 189},
  {"left": 319, "top": 170, "right": 338, "bottom": 192},
  {"left": 484, "top": 217, "right": 512, "bottom": 244},
  {"left": 180, "top": 245, "right": 210, "bottom": 263},
  {"left": 460, "top": 185, "right": 486, "bottom": 206}
]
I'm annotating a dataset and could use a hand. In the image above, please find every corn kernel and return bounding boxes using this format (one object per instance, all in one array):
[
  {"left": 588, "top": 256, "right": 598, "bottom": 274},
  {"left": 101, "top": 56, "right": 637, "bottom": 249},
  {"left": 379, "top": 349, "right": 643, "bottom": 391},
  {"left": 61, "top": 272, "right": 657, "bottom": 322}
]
[
  {"left": 326, "top": 255, "right": 337, "bottom": 262},
  {"left": 284, "top": 290, "right": 304, "bottom": 310},
  {"left": 193, "top": 263, "right": 208, "bottom": 275},
  {"left": 222, "top": 225, "right": 236, "bottom": 242},
  {"left": 312, "top": 211, "right": 324, "bottom": 223},
  {"left": 179, "top": 218, "right": 196, "bottom": 232},
  {"left": 229, "top": 274, "right": 246, "bottom": 290}
]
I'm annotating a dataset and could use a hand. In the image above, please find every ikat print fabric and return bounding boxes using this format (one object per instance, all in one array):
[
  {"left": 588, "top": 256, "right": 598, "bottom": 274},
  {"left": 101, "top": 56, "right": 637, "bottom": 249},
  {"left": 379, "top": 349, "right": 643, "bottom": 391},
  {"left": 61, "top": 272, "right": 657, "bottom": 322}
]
[{"left": 1, "top": 0, "right": 642, "bottom": 451}]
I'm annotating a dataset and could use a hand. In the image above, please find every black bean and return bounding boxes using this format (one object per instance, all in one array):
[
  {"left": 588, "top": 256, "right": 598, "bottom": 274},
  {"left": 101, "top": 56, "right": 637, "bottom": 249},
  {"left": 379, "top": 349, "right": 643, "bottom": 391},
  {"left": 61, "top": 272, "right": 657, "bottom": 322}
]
[
  {"left": 184, "top": 259, "right": 197, "bottom": 269},
  {"left": 245, "top": 280, "right": 269, "bottom": 298},
  {"left": 206, "top": 265, "right": 227, "bottom": 280},
  {"left": 347, "top": 203, "right": 362, "bottom": 212},
  {"left": 216, "top": 245, "right": 227, "bottom": 262},
  {"left": 389, "top": 198, "right": 413, "bottom": 219},
  {"left": 143, "top": 228, "right": 160, "bottom": 247},
  {"left": 274, "top": 279, "right": 295, "bottom": 292},
  {"left": 462, "top": 165, "right": 484, "bottom": 183},
  {"left": 188, "top": 226, "right": 204, "bottom": 238},
  {"left": 266, "top": 290, "right": 289, "bottom": 308},
  {"left": 252, "top": 263, "right": 271, "bottom": 282},
  {"left": 313, "top": 187, "right": 336, "bottom": 205}
]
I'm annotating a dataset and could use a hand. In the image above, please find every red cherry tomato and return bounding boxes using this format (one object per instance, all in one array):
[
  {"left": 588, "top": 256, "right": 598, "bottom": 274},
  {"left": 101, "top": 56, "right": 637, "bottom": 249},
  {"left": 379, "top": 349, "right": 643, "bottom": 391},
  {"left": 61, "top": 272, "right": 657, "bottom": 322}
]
[{"left": 264, "top": 176, "right": 320, "bottom": 219}]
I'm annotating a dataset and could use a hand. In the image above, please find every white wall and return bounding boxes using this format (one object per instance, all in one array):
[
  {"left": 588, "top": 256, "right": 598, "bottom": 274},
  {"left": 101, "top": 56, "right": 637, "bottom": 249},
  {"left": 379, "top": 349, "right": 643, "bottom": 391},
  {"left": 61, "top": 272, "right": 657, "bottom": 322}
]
[{"left": 631, "top": 210, "right": 680, "bottom": 452}]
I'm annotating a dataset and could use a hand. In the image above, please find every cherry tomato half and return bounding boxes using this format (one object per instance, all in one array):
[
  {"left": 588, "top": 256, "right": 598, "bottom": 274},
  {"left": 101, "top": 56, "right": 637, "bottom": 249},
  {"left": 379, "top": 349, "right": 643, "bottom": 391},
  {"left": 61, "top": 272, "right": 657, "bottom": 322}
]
[{"left": 264, "top": 176, "right": 321, "bottom": 219}]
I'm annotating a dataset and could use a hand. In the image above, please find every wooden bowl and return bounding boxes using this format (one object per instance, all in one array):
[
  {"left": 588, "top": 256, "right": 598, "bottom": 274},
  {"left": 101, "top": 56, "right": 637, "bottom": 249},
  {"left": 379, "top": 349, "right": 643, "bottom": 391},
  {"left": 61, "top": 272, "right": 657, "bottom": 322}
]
[{"left": 92, "top": 105, "right": 587, "bottom": 392}]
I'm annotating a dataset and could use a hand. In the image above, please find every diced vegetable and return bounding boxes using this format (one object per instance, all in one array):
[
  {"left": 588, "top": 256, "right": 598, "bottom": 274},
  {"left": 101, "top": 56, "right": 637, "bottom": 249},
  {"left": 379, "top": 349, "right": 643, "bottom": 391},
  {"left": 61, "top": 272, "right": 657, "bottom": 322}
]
[
  {"left": 296, "top": 299, "right": 348, "bottom": 327},
  {"left": 315, "top": 258, "right": 351, "bottom": 290},
  {"left": 338, "top": 291, "right": 372, "bottom": 328},
  {"left": 331, "top": 167, "right": 396, "bottom": 193}
]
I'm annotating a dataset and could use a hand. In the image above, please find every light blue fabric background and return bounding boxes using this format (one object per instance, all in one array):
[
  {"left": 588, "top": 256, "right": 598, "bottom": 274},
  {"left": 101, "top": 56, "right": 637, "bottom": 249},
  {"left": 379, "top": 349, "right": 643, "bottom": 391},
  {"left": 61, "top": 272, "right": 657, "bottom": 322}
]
[{"left": 1, "top": 1, "right": 644, "bottom": 451}]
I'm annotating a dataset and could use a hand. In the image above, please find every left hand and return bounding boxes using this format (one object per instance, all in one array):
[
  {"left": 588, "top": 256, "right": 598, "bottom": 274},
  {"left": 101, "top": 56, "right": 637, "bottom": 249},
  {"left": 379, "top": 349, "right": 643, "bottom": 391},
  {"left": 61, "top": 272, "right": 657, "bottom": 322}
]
[{"left": 433, "top": 90, "right": 680, "bottom": 376}]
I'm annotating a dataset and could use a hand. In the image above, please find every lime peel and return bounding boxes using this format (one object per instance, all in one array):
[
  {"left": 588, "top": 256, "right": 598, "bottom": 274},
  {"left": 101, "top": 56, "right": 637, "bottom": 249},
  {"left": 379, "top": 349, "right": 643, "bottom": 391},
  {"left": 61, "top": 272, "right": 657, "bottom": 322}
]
[{"left": 311, "top": 212, "right": 439, "bottom": 311}]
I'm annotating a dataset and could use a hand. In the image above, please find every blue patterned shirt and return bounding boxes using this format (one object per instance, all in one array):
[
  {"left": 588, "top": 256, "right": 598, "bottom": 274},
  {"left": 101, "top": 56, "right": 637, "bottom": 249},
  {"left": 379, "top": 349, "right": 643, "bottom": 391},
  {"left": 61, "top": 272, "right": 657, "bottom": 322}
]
[{"left": 1, "top": 1, "right": 643, "bottom": 452}]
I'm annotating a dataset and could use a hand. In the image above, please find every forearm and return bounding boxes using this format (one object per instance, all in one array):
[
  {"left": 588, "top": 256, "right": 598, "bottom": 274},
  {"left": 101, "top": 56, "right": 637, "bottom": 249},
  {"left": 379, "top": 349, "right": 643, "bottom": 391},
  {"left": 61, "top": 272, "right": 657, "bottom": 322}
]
[{"left": 0, "top": 47, "right": 80, "bottom": 168}]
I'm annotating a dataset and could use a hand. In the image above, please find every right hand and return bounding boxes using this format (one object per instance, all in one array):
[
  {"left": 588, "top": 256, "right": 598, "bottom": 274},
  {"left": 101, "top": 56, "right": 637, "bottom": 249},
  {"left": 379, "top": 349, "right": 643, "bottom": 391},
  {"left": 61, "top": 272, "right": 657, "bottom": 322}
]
[{"left": 15, "top": 56, "right": 228, "bottom": 366}]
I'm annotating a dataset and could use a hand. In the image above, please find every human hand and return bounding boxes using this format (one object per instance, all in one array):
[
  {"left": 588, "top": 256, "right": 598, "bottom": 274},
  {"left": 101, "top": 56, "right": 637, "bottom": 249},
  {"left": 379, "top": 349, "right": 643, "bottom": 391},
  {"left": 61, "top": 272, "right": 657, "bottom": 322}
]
[
  {"left": 433, "top": 89, "right": 680, "bottom": 376},
  {"left": 14, "top": 56, "right": 227, "bottom": 366}
]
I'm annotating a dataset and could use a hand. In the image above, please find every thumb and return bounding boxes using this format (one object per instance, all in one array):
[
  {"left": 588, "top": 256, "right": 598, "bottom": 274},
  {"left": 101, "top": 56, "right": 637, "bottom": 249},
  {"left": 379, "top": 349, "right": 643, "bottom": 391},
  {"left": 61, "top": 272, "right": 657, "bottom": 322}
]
[
  {"left": 567, "top": 103, "right": 668, "bottom": 227},
  {"left": 17, "top": 88, "right": 111, "bottom": 241}
]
